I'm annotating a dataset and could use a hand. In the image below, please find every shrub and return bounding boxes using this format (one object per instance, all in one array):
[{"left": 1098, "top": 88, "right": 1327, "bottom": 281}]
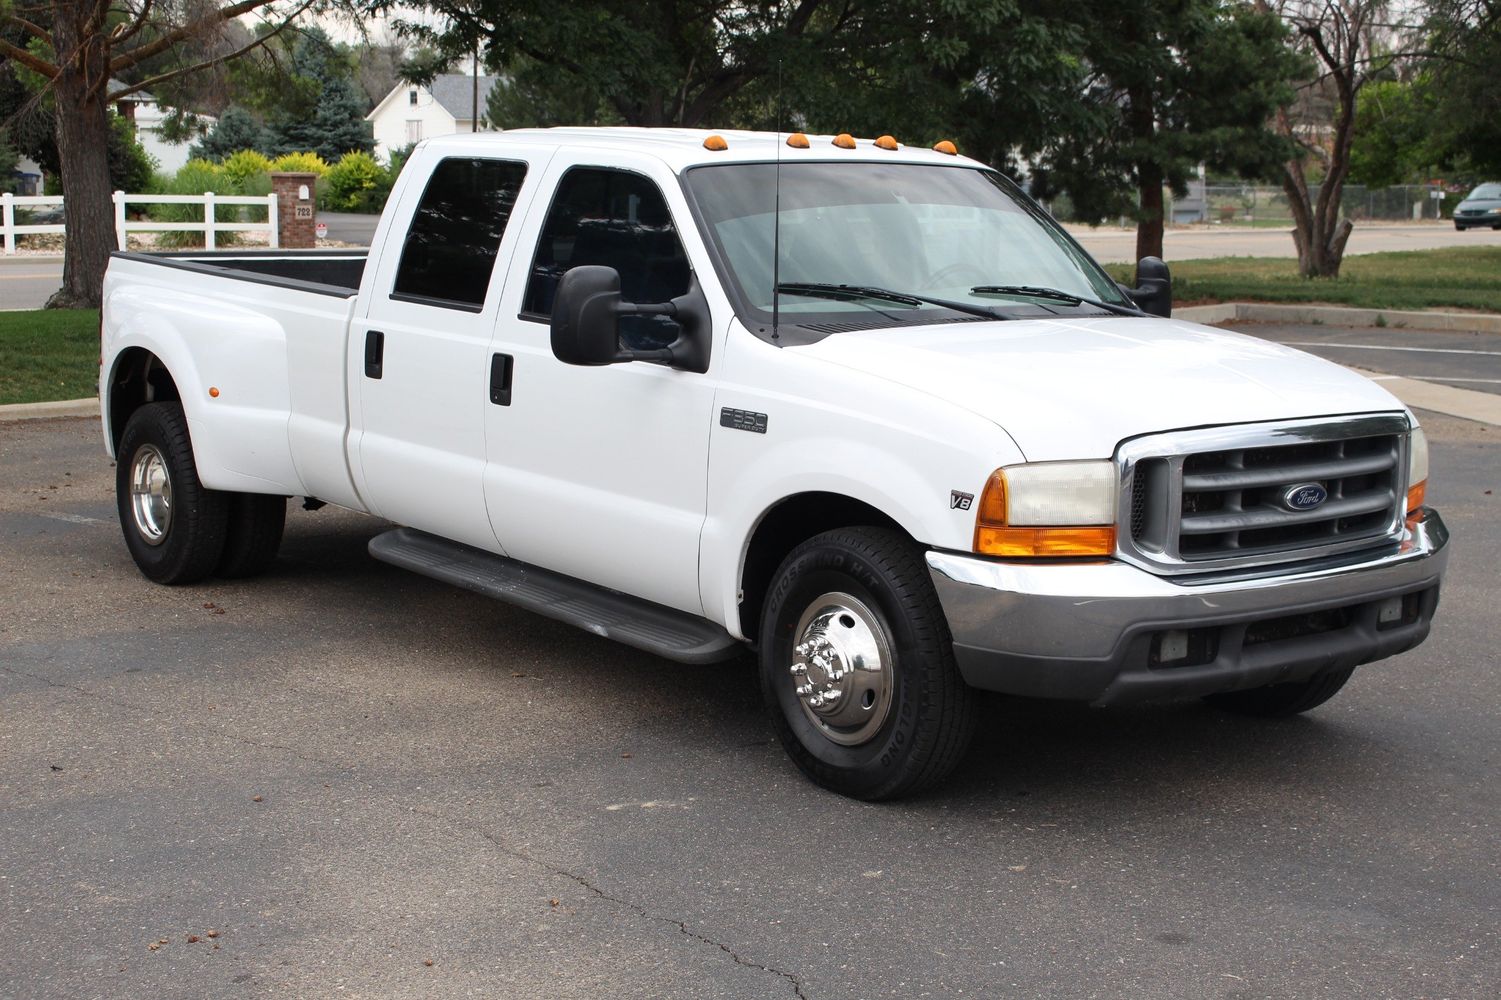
[
  {"left": 219, "top": 149, "right": 273, "bottom": 187},
  {"left": 147, "top": 159, "right": 247, "bottom": 249},
  {"left": 268, "top": 151, "right": 330, "bottom": 177},
  {"left": 323, "top": 150, "right": 389, "bottom": 213}
]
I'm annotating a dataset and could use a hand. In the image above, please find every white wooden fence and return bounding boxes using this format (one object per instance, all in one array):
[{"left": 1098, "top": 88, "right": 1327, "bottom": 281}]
[{"left": 1, "top": 190, "right": 279, "bottom": 254}]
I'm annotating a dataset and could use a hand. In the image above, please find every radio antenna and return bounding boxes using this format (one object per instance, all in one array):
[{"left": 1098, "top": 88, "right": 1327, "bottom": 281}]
[{"left": 771, "top": 53, "right": 783, "bottom": 341}]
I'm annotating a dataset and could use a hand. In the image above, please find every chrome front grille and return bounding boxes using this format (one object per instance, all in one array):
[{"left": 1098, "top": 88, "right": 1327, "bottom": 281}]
[{"left": 1119, "top": 415, "right": 1411, "bottom": 574}]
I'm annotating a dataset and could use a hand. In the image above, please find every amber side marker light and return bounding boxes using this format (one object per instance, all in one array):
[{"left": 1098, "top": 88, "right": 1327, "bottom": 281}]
[
  {"left": 973, "top": 470, "right": 1117, "bottom": 558},
  {"left": 786, "top": 132, "right": 810, "bottom": 148},
  {"left": 832, "top": 133, "right": 857, "bottom": 149},
  {"left": 208, "top": 386, "right": 220, "bottom": 398},
  {"left": 703, "top": 134, "right": 728, "bottom": 151}
]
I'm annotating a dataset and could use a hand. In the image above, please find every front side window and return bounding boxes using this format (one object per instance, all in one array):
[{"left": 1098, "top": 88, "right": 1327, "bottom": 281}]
[
  {"left": 392, "top": 157, "right": 527, "bottom": 310},
  {"left": 523, "top": 167, "right": 691, "bottom": 349}
]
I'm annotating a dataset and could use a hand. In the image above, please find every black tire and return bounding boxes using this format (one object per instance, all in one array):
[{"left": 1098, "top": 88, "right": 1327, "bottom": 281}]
[
  {"left": 758, "top": 527, "right": 977, "bottom": 800},
  {"left": 216, "top": 493, "right": 287, "bottom": 579},
  {"left": 116, "top": 402, "right": 228, "bottom": 585},
  {"left": 1203, "top": 666, "right": 1355, "bottom": 718}
]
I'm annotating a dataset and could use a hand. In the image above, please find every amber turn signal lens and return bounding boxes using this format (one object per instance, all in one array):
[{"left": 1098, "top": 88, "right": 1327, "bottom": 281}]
[
  {"left": 703, "top": 134, "right": 728, "bottom": 151},
  {"left": 1406, "top": 480, "right": 1426, "bottom": 514},
  {"left": 933, "top": 139, "right": 958, "bottom": 155},
  {"left": 977, "top": 470, "right": 1008, "bottom": 525},
  {"left": 832, "top": 133, "right": 856, "bottom": 149},
  {"left": 786, "top": 132, "right": 810, "bottom": 148},
  {"left": 975, "top": 526, "right": 1117, "bottom": 558},
  {"left": 874, "top": 135, "right": 899, "bottom": 150}
]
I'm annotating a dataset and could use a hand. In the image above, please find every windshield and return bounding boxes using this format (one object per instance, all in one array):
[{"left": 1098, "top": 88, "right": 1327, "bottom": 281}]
[
  {"left": 682, "top": 162, "right": 1130, "bottom": 337},
  {"left": 1467, "top": 183, "right": 1501, "bottom": 200}
]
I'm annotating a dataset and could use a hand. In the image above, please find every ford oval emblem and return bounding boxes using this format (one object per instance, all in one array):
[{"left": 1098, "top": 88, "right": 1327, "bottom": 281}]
[{"left": 1282, "top": 482, "right": 1329, "bottom": 511}]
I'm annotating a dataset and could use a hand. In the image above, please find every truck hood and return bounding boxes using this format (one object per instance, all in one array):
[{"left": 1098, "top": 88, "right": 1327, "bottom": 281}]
[{"left": 797, "top": 315, "right": 1405, "bottom": 461}]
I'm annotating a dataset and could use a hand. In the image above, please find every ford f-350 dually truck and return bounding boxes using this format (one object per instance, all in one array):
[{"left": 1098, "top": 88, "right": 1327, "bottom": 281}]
[{"left": 100, "top": 128, "right": 1448, "bottom": 798}]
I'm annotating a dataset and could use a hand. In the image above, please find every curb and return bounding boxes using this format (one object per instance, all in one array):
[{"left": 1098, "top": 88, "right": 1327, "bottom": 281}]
[
  {"left": 0, "top": 397, "right": 98, "bottom": 422},
  {"left": 1175, "top": 301, "right": 1501, "bottom": 333}
]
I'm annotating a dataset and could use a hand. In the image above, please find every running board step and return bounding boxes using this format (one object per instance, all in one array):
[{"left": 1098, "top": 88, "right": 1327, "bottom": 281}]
[{"left": 368, "top": 528, "right": 741, "bottom": 664}]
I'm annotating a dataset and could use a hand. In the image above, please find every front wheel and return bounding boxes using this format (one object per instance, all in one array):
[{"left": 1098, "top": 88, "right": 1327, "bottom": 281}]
[
  {"left": 758, "top": 527, "right": 977, "bottom": 800},
  {"left": 1203, "top": 666, "right": 1355, "bottom": 717},
  {"left": 116, "top": 402, "right": 228, "bottom": 584}
]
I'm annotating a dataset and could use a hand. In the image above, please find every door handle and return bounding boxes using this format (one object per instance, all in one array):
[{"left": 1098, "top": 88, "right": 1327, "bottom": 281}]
[
  {"left": 490, "top": 352, "right": 513, "bottom": 406},
  {"left": 364, "top": 330, "right": 384, "bottom": 379}
]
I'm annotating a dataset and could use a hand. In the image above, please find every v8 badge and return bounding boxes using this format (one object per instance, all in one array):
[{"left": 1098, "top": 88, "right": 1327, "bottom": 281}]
[{"left": 949, "top": 490, "right": 974, "bottom": 511}]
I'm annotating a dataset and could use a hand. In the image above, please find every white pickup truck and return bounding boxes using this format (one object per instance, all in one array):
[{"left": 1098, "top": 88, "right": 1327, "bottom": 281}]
[{"left": 100, "top": 128, "right": 1448, "bottom": 799}]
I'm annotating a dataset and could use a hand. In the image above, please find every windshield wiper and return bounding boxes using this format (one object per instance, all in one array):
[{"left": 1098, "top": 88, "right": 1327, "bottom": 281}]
[
  {"left": 970, "top": 284, "right": 1146, "bottom": 317},
  {"left": 777, "top": 282, "right": 1005, "bottom": 321}
]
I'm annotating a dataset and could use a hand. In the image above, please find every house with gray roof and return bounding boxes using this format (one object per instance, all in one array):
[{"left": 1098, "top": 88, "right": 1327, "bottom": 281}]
[{"left": 367, "top": 73, "right": 501, "bottom": 161}]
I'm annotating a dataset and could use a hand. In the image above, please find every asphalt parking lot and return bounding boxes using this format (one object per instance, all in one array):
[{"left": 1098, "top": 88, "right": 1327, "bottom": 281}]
[
  {"left": 2, "top": 369, "right": 1498, "bottom": 998},
  {"left": 1230, "top": 323, "right": 1501, "bottom": 397}
]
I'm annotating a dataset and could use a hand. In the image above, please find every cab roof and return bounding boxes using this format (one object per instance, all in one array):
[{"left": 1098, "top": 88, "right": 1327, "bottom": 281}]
[{"left": 416, "top": 127, "right": 985, "bottom": 173}]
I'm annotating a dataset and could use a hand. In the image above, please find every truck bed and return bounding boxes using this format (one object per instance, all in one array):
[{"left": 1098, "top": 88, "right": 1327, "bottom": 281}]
[{"left": 111, "top": 249, "right": 368, "bottom": 297}]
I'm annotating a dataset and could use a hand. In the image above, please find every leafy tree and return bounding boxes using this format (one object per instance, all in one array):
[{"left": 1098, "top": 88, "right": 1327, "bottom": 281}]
[
  {"left": 1266, "top": 1, "right": 1417, "bottom": 278},
  {"left": 189, "top": 105, "right": 266, "bottom": 161},
  {"left": 260, "top": 26, "right": 373, "bottom": 161},
  {"left": 1348, "top": 77, "right": 1447, "bottom": 185},
  {"left": 0, "top": 130, "right": 18, "bottom": 192},
  {"left": 483, "top": 55, "right": 620, "bottom": 129},
  {"left": 0, "top": 1, "right": 348, "bottom": 309},
  {"left": 1423, "top": 0, "right": 1501, "bottom": 177},
  {"left": 1026, "top": 0, "right": 1304, "bottom": 262},
  {"left": 381, "top": 0, "right": 887, "bottom": 127}
]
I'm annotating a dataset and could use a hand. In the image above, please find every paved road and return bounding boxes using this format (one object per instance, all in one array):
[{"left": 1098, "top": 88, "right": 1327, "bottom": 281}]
[
  {"left": 0, "top": 258, "right": 64, "bottom": 311},
  {"left": 1071, "top": 221, "right": 1501, "bottom": 264},
  {"left": 2, "top": 407, "right": 1497, "bottom": 997},
  {"left": 318, "top": 211, "right": 379, "bottom": 246}
]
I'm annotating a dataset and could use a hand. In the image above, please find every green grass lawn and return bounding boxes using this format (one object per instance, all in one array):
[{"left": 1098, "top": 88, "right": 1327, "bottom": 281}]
[
  {"left": 0, "top": 309, "right": 99, "bottom": 405},
  {"left": 1106, "top": 246, "right": 1501, "bottom": 313}
]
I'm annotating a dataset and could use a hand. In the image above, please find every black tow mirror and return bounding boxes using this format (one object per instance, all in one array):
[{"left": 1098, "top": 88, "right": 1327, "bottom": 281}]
[
  {"left": 1126, "top": 256, "right": 1171, "bottom": 318},
  {"left": 549, "top": 264, "right": 712, "bottom": 373}
]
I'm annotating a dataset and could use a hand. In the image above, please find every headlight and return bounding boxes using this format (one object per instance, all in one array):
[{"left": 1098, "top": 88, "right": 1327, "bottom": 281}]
[
  {"left": 1407, "top": 426, "right": 1428, "bottom": 513},
  {"left": 974, "top": 461, "right": 1117, "bottom": 557}
]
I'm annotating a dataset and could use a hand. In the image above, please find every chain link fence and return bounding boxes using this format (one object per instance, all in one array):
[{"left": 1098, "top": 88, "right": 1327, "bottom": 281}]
[
  {"left": 1193, "top": 184, "right": 1454, "bottom": 225},
  {"left": 1045, "top": 184, "right": 1461, "bottom": 226}
]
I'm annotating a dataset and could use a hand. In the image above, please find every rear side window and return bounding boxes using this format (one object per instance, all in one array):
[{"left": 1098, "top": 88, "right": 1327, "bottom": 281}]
[
  {"left": 522, "top": 167, "right": 690, "bottom": 349},
  {"left": 392, "top": 157, "right": 528, "bottom": 310}
]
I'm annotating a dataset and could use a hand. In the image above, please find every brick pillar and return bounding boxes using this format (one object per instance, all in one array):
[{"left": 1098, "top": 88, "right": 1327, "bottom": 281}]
[{"left": 271, "top": 172, "right": 319, "bottom": 249}]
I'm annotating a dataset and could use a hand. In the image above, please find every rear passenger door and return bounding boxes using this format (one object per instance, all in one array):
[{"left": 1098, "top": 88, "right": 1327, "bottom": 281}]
[
  {"left": 483, "top": 155, "right": 717, "bottom": 614},
  {"left": 351, "top": 150, "right": 548, "bottom": 552}
]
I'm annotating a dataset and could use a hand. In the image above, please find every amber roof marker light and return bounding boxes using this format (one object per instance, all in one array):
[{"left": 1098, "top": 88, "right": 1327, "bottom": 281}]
[
  {"left": 874, "top": 135, "right": 899, "bottom": 150},
  {"left": 832, "top": 133, "right": 856, "bottom": 149},
  {"left": 934, "top": 140, "right": 958, "bottom": 155},
  {"left": 703, "top": 134, "right": 728, "bottom": 151},
  {"left": 786, "top": 132, "right": 810, "bottom": 148}
]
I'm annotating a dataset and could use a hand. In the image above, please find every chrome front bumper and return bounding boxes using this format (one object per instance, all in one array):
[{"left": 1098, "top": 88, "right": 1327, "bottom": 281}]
[{"left": 926, "top": 509, "right": 1449, "bottom": 705}]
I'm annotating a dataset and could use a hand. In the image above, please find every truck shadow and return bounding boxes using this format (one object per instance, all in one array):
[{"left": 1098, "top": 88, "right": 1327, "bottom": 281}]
[{"left": 264, "top": 516, "right": 1395, "bottom": 812}]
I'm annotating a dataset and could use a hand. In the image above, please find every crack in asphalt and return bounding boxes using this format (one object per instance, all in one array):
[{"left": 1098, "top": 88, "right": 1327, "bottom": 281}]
[
  {"left": 2, "top": 662, "right": 809, "bottom": 997},
  {"left": 410, "top": 805, "right": 810, "bottom": 999}
]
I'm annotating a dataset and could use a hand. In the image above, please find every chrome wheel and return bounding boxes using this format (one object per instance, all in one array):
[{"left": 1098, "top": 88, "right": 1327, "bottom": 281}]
[
  {"left": 788, "top": 592, "right": 894, "bottom": 747},
  {"left": 129, "top": 443, "right": 172, "bottom": 545}
]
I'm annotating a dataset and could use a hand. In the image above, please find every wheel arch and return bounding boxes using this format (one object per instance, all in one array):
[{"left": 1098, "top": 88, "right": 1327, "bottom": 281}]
[
  {"left": 737, "top": 491, "right": 913, "bottom": 644},
  {"left": 106, "top": 347, "right": 183, "bottom": 454}
]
